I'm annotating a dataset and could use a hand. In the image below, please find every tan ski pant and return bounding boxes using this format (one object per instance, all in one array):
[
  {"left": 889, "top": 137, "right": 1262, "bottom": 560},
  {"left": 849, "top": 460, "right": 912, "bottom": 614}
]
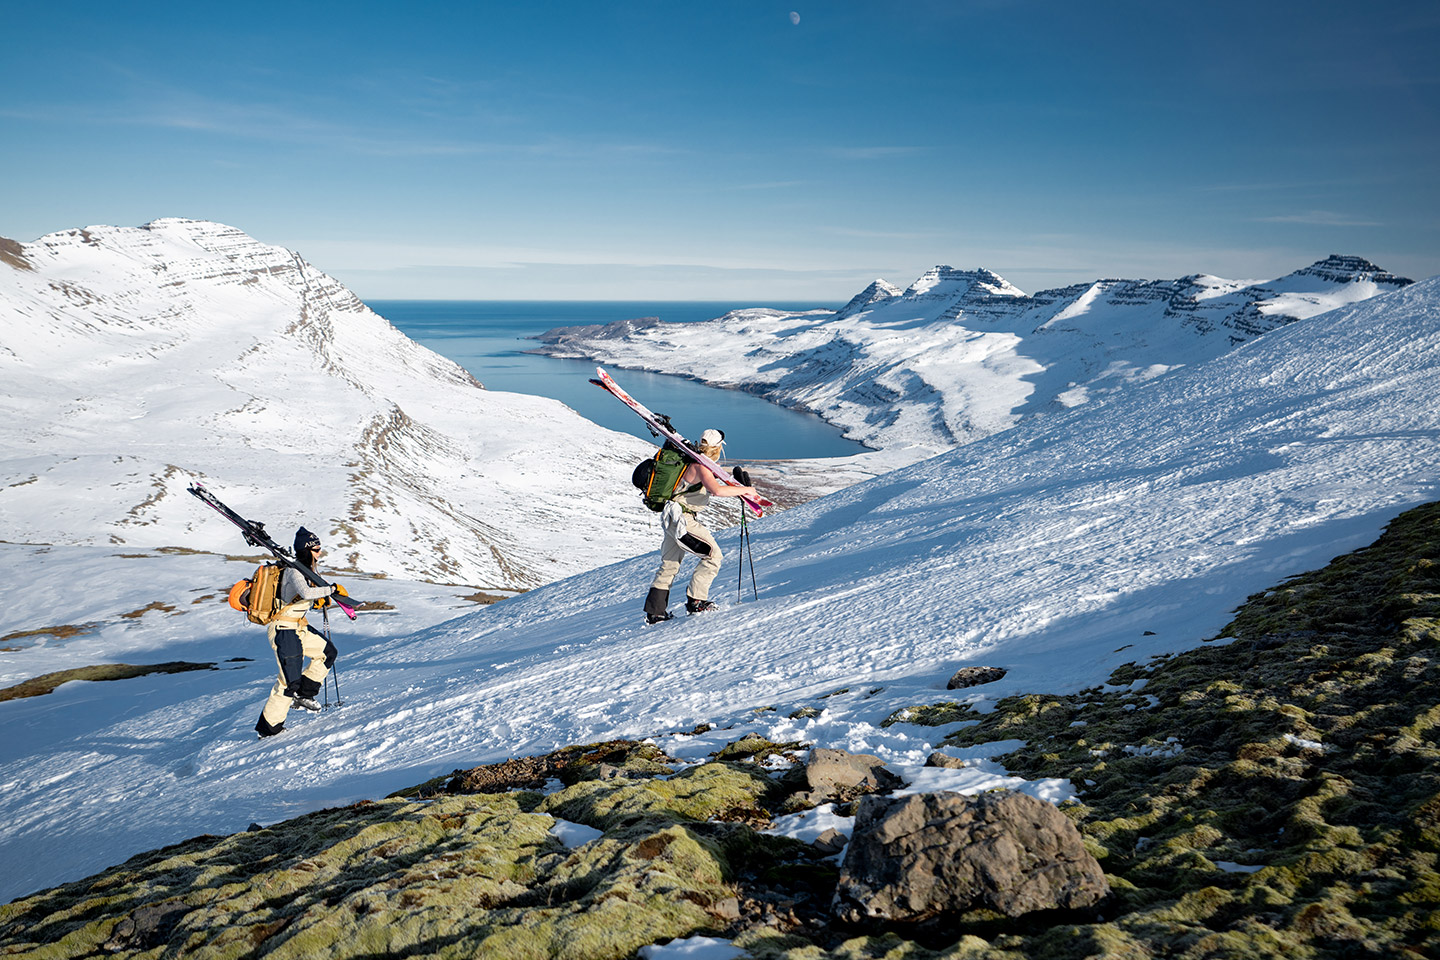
[
  {"left": 650, "top": 513, "right": 723, "bottom": 601},
  {"left": 258, "top": 622, "right": 330, "bottom": 729}
]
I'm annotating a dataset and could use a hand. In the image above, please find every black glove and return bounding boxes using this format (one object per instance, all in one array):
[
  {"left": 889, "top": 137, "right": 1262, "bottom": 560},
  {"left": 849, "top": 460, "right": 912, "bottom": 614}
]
[
  {"left": 323, "top": 639, "right": 339, "bottom": 669},
  {"left": 732, "top": 466, "right": 751, "bottom": 486}
]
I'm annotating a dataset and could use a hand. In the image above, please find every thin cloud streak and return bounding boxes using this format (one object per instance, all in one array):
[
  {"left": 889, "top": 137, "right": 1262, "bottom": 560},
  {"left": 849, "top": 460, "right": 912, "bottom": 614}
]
[
  {"left": 825, "top": 146, "right": 924, "bottom": 160},
  {"left": 2, "top": 95, "right": 682, "bottom": 161},
  {"left": 1254, "top": 211, "right": 1384, "bottom": 227}
]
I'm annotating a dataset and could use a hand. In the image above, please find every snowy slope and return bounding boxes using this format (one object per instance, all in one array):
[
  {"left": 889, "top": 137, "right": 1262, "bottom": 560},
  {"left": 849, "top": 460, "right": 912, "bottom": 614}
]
[
  {"left": 0, "top": 219, "right": 657, "bottom": 589},
  {"left": 533, "top": 257, "right": 1412, "bottom": 456},
  {"left": 4, "top": 275, "right": 1438, "bottom": 903}
]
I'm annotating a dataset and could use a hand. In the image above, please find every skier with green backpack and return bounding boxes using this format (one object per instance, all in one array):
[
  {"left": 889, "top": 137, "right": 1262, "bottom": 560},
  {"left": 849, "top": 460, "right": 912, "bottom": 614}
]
[{"left": 638, "top": 428, "right": 758, "bottom": 623}]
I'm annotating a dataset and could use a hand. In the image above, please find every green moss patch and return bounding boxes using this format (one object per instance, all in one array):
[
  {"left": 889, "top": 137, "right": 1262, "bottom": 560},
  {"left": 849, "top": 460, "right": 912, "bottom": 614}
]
[
  {"left": 538, "top": 762, "right": 777, "bottom": 831},
  {"left": 881, "top": 701, "right": 975, "bottom": 728},
  {"left": 0, "top": 793, "right": 737, "bottom": 959}
]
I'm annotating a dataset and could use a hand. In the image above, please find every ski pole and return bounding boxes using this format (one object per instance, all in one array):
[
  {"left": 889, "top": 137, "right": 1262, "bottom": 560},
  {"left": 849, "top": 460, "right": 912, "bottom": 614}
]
[
  {"left": 321, "top": 607, "right": 332, "bottom": 709},
  {"left": 744, "top": 513, "right": 758, "bottom": 599},
  {"left": 321, "top": 605, "right": 343, "bottom": 708},
  {"left": 737, "top": 506, "right": 748, "bottom": 595}
]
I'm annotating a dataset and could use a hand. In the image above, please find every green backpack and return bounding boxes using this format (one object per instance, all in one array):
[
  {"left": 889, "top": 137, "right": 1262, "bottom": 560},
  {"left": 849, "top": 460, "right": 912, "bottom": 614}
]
[{"left": 632, "top": 443, "right": 692, "bottom": 512}]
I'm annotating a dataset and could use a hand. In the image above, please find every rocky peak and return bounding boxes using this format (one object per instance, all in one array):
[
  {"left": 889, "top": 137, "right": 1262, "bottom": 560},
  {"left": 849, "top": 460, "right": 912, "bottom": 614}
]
[
  {"left": 904, "top": 265, "right": 1024, "bottom": 300},
  {"left": 834, "top": 279, "right": 903, "bottom": 320},
  {"left": 1284, "top": 254, "right": 1413, "bottom": 288}
]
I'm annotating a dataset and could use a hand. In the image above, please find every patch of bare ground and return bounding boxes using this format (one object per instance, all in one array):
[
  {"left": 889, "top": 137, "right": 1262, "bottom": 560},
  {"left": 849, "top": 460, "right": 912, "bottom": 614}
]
[
  {"left": 0, "top": 237, "right": 32, "bottom": 270},
  {"left": 118, "top": 602, "right": 180, "bottom": 619},
  {"left": 0, "top": 662, "right": 216, "bottom": 702},
  {"left": 0, "top": 623, "right": 99, "bottom": 647},
  {"left": 462, "top": 590, "right": 513, "bottom": 604},
  {"left": 120, "top": 465, "right": 184, "bottom": 526}
]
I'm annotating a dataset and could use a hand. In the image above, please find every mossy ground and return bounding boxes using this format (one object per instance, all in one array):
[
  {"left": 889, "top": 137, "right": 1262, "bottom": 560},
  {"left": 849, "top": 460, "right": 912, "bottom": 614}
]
[
  {"left": 792, "top": 501, "right": 1440, "bottom": 959},
  {"left": 8, "top": 504, "right": 1440, "bottom": 958},
  {"left": 0, "top": 767, "right": 808, "bottom": 959}
]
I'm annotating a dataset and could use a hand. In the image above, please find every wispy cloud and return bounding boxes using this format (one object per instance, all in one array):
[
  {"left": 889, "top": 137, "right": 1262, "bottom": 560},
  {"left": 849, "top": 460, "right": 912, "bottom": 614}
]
[
  {"left": 824, "top": 146, "right": 924, "bottom": 160},
  {"left": 0, "top": 73, "right": 681, "bottom": 161},
  {"left": 825, "top": 226, "right": 944, "bottom": 241},
  {"left": 726, "top": 180, "right": 810, "bottom": 191},
  {"left": 1253, "top": 210, "right": 1383, "bottom": 227}
]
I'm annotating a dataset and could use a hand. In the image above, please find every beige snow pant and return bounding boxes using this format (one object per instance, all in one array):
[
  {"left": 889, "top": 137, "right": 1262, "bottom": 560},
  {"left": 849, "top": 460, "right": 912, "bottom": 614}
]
[
  {"left": 650, "top": 512, "right": 723, "bottom": 601},
  {"left": 258, "top": 619, "right": 331, "bottom": 730}
]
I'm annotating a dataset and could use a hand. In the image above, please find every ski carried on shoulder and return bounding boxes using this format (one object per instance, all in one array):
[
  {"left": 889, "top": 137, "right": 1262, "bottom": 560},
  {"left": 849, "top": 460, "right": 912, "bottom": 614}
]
[
  {"left": 187, "top": 482, "right": 360, "bottom": 621},
  {"left": 590, "top": 366, "right": 773, "bottom": 518}
]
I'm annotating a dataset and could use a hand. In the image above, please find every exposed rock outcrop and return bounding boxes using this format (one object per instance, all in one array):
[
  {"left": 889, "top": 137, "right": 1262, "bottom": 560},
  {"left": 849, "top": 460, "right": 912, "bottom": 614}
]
[
  {"left": 947, "top": 666, "right": 1007, "bottom": 689},
  {"left": 833, "top": 790, "right": 1108, "bottom": 923}
]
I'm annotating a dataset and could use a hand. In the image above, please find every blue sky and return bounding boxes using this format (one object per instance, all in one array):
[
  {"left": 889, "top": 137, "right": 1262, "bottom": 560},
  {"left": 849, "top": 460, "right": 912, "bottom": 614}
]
[{"left": 3, "top": 1, "right": 1437, "bottom": 300}]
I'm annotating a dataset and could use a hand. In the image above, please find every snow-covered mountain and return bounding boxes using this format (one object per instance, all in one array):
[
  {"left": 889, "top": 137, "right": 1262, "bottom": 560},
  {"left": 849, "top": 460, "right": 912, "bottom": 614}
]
[
  {"left": 534, "top": 256, "right": 1412, "bottom": 456},
  {"left": 4, "top": 273, "right": 1437, "bottom": 903},
  {"left": 0, "top": 219, "right": 657, "bottom": 589}
]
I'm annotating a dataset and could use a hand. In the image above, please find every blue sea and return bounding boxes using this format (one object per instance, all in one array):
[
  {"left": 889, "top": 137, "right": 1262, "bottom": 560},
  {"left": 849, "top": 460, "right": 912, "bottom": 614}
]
[{"left": 367, "top": 300, "right": 865, "bottom": 460}]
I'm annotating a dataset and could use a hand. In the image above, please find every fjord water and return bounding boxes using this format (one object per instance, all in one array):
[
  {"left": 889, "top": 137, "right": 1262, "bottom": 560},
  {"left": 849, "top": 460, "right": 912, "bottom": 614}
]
[{"left": 369, "top": 300, "right": 867, "bottom": 459}]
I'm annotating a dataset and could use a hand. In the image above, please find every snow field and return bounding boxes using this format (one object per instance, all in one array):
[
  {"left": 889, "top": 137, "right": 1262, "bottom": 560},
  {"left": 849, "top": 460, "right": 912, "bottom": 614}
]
[{"left": 4, "top": 276, "right": 1440, "bottom": 901}]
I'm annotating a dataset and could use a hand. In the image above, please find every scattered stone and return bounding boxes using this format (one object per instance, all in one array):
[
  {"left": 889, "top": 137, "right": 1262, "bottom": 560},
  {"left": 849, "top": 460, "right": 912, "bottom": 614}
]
[
  {"left": 812, "top": 828, "right": 847, "bottom": 856},
  {"left": 426, "top": 739, "right": 675, "bottom": 796},
  {"left": 946, "top": 666, "right": 1007, "bottom": 690},
  {"left": 787, "top": 748, "right": 902, "bottom": 810},
  {"left": 924, "top": 752, "right": 966, "bottom": 770},
  {"left": 833, "top": 791, "right": 1108, "bottom": 922},
  {"left": 715, "top": 734, "right": 803, "bottom": 764},
  {"left": 100, "top": 900, "right": 190, "bottom": 951},
  {"left": 710, "top": 896, "right": 742, "bottom": 921}
]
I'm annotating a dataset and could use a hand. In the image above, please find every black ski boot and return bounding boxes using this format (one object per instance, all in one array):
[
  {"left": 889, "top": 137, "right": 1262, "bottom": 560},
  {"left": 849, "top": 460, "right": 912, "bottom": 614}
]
[
  {"left": 256, "top": 717, "right": 285, "bottom": 738},
  {"left": 686, "top": 596, "right": 717, "bottom": 615},
  {"left": 644, "top": 587, "right": 674, "bottom": 624}
]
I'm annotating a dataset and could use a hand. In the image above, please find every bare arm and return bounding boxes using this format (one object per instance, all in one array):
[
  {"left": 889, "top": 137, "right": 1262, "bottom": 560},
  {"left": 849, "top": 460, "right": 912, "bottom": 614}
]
[{"left": 687, "top": 462, "right": 757, "bottom": 499}]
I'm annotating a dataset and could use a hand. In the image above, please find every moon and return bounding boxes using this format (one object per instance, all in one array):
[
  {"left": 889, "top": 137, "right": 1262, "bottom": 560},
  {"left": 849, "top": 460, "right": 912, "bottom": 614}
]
[{"left": 790, "top": 11, "right": 801, "bottom": 25}]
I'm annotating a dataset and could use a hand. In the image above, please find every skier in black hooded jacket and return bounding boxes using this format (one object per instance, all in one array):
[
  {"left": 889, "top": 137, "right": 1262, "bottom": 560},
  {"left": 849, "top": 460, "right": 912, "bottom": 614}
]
[{"left": 255, "top": 527, "right": 340, "bottom": 737}]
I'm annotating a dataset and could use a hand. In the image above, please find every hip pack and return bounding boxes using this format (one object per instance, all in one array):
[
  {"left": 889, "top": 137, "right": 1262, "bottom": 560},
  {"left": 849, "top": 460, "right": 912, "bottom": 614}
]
[{"left": 228, "top": 563, "right": 284, "bottom": 625}]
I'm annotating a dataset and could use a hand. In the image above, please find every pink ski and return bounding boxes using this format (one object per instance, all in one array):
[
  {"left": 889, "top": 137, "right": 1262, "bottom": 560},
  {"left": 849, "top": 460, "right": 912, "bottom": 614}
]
[{"left": 590, "top": 367, "right": 772, "bottom": 518}]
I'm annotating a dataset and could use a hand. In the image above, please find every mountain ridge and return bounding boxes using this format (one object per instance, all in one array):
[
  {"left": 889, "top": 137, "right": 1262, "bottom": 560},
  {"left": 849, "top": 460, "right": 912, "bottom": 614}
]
[
  {"left": 534, "top": 255, "right": 1412, "bottom": 455},
  {"left": 0, "top": 218, "right": 657, "bottom": 588}
]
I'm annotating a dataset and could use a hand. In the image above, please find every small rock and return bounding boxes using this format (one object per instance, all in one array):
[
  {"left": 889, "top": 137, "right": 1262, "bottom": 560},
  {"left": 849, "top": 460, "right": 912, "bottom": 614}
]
[
  {"left": 946, "top": 666, "right": 1007, "bottom": 690},
  {"left": 710, "top": 896, "right": 742, "bottom": 921},
  {"left": 101, "top": 901, "right": 190, "bottom": 951},
  {"left": 812, "top": 828, "right": 847, "bottom": 856},
  {"left": 924, "top": 752, "right": 966, "bottom": 770}
]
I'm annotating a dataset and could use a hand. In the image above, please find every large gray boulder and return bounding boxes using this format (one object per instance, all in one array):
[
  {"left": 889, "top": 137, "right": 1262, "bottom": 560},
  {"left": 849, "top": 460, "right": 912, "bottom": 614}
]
[{"left": 833, "top": 790, "right": 1108, "bottom": 922}]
